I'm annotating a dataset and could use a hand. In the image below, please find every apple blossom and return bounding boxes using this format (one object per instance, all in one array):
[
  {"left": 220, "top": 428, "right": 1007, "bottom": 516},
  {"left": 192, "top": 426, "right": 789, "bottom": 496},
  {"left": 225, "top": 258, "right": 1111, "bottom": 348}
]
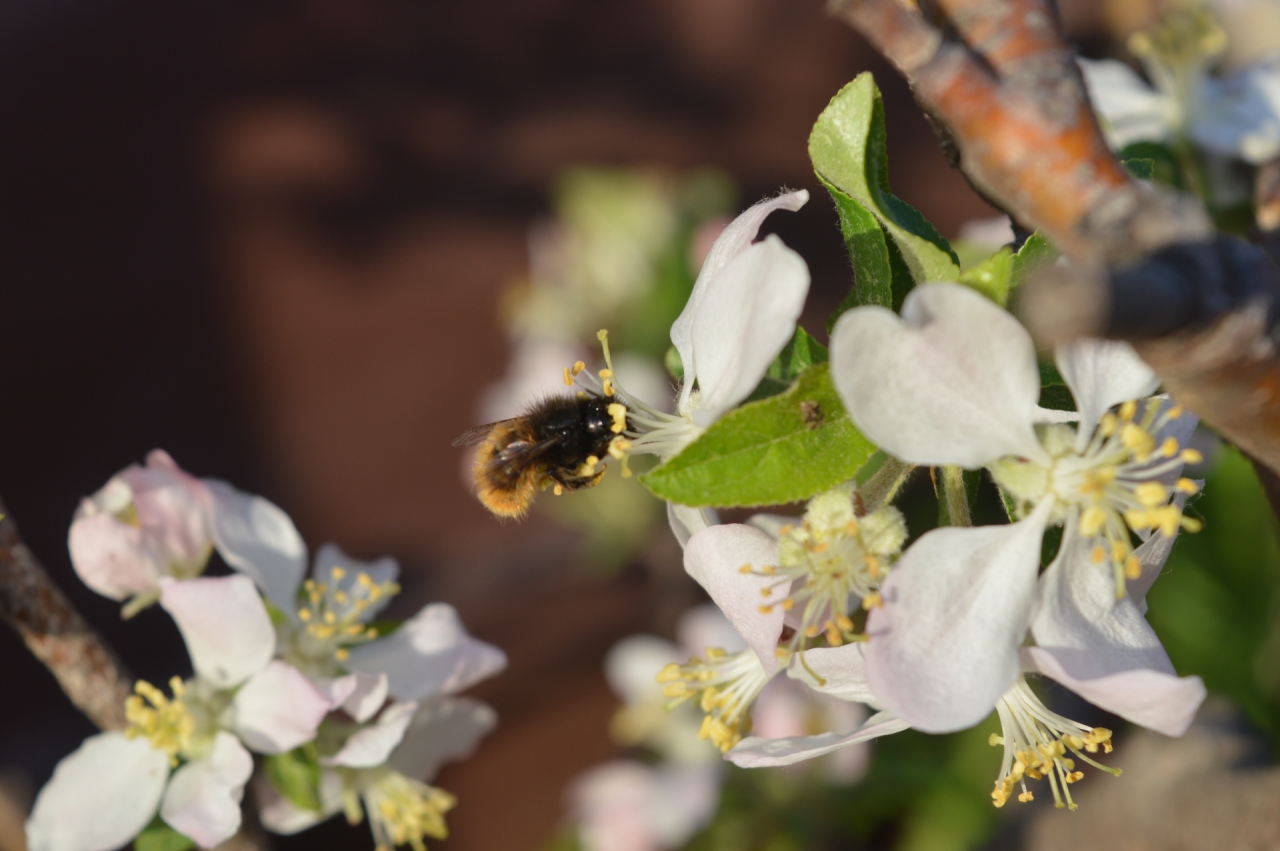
[
  {"left": 569, "top": 761, "right": 722, "bottom": 851},
  {"left": 829, "top": 282, "right": 1206, "bottom": 733},
  {"left": 26, "top": 576, "right": 329, "bottom": 850},
  {"left": 563, "top": 190, "right": 812, "bottom": 469}
]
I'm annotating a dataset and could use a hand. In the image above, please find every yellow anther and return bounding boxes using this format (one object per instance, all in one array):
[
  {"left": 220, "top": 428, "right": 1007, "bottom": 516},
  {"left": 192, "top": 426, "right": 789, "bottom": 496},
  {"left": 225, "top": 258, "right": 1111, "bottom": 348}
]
[
  {"left": 1134, "top": 482, "right": 1169, "bottom": 507},
  {"left": 346, "top": 623, "right": 367, "bottom": 636},
  {"left": 1159, "top": 437, "right": 1180, "bottom": 457},
  {"left": 607, "top": 403, "right": 628, "bottom": 434},
  {"left": 1181, "top": 515, "right": 1204, "bottom": 533},
  {"left": 123, "top": 678, "right": 195, "bottom": 766},
  {"left": 759, "top": 605, "right": 775, "bottom": 614},
  {"left": 1018, "top": 791, "right": 1035, "bottom": 803},
  {"left": 1181, "top": 448, "right": 1204, "bottom": 464},
  {"left": 562, "top": 367, "right": 573, "bottom": 386},
  {"left": 572, "top": 361, "right": 586, "bottom": 376},
  {"left": 298, "top": 608, "right": 312, "bottom": 622},
  {"left": 1091, "top": 545, "right": 1106, "bottom": 564},
  {"left": 598, "top": 368, "right": 613, "bottom": 380},
  {"left": 862, "top": 591, "right": 883, "bottom": 610},
  {"left": 553, "top": 484, "right": 564, "bottom": 496},
  {"left": 1175, "top": 478, "right": 1199, "bottom": 494},
  {"left": 655, "top": 663, "right": 681, "bottom": 684},
  {"left": 803, "top": 624, "right": 821, "bottom": 637},
  {"left": 777, "top": 524, "right": 794, "bottom": 536},
  {"left": 1099, "top": 413, "right": 1118, "bottom": 436},
  {"left": 1168, "top": 404, "right": 1184, "bottom": 418},
  {"left": 737, "top": 564, "right": 751, "bottom": 574},
  {"left": 335, "top": 647, "right": 350, "bottom": 662},
  {"left": 324, "top": 611, "right": 337, "bottom": 625},
  {"left": 1079, "top": 506, "right": 1107, "bottom": 537},
  {"left": 1121, "top": 423, "right": 1156, "bottom": 459},
  {"left": 1124, "top": 554, "right": 1143, "bottom": 580},
  {"left": 330, "top": 567, "right": 346, "bottom": 580},
  {"left": 705, "top": 647, "right": 727, "bottom": 660},
  {"left": 1119, "top": 400, "right": 1137, "bottom": 422},
  {"left": 602, "top": 378, "right": 615, "bottom": 397},
  {"left": 357, "top": 573, "right": 375, "bottom": 588},
  {"left": 607, "top": 436, "right": 632, "bottom": 459},
  {"left": 760, "top": 587, "right": 773, "bottom": 598},
  {"left": 781, "top": 598, "right": 795, "bottom": 611},
  {"left": 837, "top": 615, "right": 854, "bottom": 632}
]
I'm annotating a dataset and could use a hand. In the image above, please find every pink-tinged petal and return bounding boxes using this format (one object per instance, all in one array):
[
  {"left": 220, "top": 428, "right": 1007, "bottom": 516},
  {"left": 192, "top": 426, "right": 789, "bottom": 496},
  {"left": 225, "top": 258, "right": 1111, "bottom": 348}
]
[
  {"left": 683, "top": 525, "right": 787, "bottom": 674},
  {"left": 727, "top": 710, "right": 909, "bottom": 767},
  {"left": 314, "top": 671, "right": 389, "bottom": 721},
  {"left": 257, "top": 770, "right": 343, "bottom": 835},
  {"left": 1029, "top": 523, "right": 1206, "bottom": 735},
  {"left": 671, "top": 190, "right": 809, "bottom": 409},
  {"left": 667, "top": 503, "right": 717, "bottom": 550},
  {"left": 230, "top": 660, "right": 330, "bottom": 754},
  {"left": 68, "top": 511, "right": 163, "bottom": 601},
  {"left": 830, "top": 283, "right": 1048, "bottom": 467},
  {"left": 323, "top": 701, "right": 418, "bottom": 768},
  {"left": 569, "top": 761, "right": 722, "bottom": 851},
  {"left": 127, "top": 452, "right": 214, "bottom": 572},
  {"left": 605, "top": 636, "right": 681, "bottom": 704},
  {"left": 1054, "top": 339, "right": 1159, "bottom": 450},
  {"left": 160, "top": 732, "right": 253, "bottom": 848},
  {"left": 865, "top": 500, "right": 1052, "bottom": 732},
  {"left": 786, "top": 644, "right": 876, "bottom": 704},
  {"left": 26, "top": 732, "right": 169, "bottom": 851},
  {"left": 388, "top": 698, "right": 497, "bottom": 781},
  {"left": 1127, "top": 489, "right": 1196, "bottom": 610},
  {"left": 1025, "top": 647, "right": 1205, "bottom": 736},
  {"left": 344, "top": 604, "right": 507, "bottom": 701},
  {"left": 160, "top": 576, "right": 275, "bottom": 688},
  {"left": 648, "top": 764, "right": 723, "bottom": 848},
  {"left": 204, "top": 479, "right": 306, "bottom": 613},
  {"left": 311, "top": 543, "right": 400, "bottom": 622},
  {"left": 681, "top": 237, "right": 811, "bottom": 422}
]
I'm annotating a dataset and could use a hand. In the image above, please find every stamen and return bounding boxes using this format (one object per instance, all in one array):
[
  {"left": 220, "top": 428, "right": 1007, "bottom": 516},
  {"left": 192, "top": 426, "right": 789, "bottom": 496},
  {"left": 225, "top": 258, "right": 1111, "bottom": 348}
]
[
  {"left": 658, "top": 648, "right": 773, "bottom": 752},
  {"left": 361, "top": 770, "right": 455, "bottom": 851},
  {"left": 123, "top": 677, "right": 195, "bottom": 766}
]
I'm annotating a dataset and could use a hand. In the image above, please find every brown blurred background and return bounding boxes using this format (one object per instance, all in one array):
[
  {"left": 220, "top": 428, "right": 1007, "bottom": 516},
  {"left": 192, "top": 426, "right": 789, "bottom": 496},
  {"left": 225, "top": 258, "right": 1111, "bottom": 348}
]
[{"left": 0, "top": 0, "right": 1111, "bottom": 848}]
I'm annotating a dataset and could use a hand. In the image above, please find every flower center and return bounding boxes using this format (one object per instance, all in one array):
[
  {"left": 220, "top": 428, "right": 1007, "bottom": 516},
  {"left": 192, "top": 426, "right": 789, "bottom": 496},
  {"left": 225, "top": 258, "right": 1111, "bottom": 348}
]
[
  {"left": 753, "top": 488, "right": 907, "bottom": 650},
  {"left": 657, "top": 647, "right": 773, "bottom": 752},
  {"left": 358, "top": 769, "right": 455, "bottom": 851},
  {"left": 288, "top": 566, "right": 398, "bottom": 673},
  {"left": 124, "top": 677, "right": 195, "bottom": 766},
  {"left": 1128, "top": 8, "right": 1226, "bottom": 128},
  {"left": 989, "top": 677, "right": 1119, "bottom": 810},
  {"left": 990, "top": 400, "right": 1202, "bottom": 597}
]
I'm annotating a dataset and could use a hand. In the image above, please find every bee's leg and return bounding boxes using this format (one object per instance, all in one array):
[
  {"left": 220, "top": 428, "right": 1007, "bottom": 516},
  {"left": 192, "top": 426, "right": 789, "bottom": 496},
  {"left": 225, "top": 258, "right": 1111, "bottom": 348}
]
[{"left": 558, "top": 470, "right": 606, "bottom": 492}]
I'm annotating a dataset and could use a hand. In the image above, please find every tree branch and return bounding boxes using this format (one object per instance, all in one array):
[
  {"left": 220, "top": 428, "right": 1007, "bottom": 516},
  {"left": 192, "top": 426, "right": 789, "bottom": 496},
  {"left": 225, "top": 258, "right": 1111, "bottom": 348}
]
[
  {"left": 0, "top": 495, "right": 132, "bottom": 731},
  {"left": 827, "top": 0, "right": 1280, "bottom": 475}
]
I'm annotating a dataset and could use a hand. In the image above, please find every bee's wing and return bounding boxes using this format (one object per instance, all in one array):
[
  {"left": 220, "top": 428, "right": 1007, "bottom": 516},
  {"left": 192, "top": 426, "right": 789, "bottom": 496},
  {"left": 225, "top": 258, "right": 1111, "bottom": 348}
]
[
  {"left": 489, "top": 434, "right": 564, "bottom": 467},
  {"left": 452, "top": 420, "right": 513, "bottom": 447}
]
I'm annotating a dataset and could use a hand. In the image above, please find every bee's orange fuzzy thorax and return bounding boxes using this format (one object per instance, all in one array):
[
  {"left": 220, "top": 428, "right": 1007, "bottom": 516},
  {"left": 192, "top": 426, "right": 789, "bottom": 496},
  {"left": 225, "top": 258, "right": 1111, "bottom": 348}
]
[{"left": 472, "top": 429, "right": 537, "bottom": 519}]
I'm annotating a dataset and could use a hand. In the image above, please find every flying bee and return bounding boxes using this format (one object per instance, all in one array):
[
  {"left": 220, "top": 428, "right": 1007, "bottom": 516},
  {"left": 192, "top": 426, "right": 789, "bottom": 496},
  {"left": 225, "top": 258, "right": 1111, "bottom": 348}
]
[{"left": 454, "top": 392, "right": 632, "bottom": 519}]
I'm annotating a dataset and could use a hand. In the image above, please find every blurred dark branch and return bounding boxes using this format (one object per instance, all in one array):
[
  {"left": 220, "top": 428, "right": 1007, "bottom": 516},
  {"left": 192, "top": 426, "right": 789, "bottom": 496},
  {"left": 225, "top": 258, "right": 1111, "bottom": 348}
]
[
  {"left": 0, "top": 495, "right": 132, "bottom": 730},
  {"left": 0, "top": 495, "right": 270, "bottom": 850},
  {"left": 827, "top": 0, "right": 1280, "bottom": 476}
]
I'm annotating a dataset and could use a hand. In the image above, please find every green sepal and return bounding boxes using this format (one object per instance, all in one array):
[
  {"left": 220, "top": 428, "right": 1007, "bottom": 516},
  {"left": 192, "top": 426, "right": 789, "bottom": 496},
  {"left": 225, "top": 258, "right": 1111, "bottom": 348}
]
[
  {"left": 957, "top": 247, "right": 1014, "bottom": 305},
  {"left": 642, "top": 363, "right": 877, "bottom": 508},
  {"left": 1121, "top": 157, "right": 1156, "bottom": 180},
  {"left": 1009, "top": 231, "right": 1057, "bottom": 291},
  {"left": 810, "top": 72, "right": 959, "bottom": 328},
  {"left": 264, "top": 743, "right": 325, "bottom": 813},
  {"left": 1038, "top": 359, "right": 1076, "bottom": 412},
  {"left": 664, "top": 345, "right": 685, "bottom": 381},
  {"left": 746, "top": 326, "right": 829, "bottom": 403},
  {"left": 134, "top": 819, "right": 195, "bottom": 851},
  {"left": 363, "top": 617, "right": 404, "bottom": 640}
]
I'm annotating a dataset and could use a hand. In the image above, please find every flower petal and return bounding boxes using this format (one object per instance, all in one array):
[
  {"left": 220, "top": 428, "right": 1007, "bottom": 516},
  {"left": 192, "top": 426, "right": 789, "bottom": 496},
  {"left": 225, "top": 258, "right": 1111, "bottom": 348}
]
[
  {"left": 667, "top": 503, "right": 718, "bottom": 550},
  {"left": 864, "top": 500, "right": 1052, "bottom": 732},
  {"left": 26, "top": 732, "right": 169, "bottom": 851},
  {"left": 388, "top": 697, "right": 498, "bottom": 781},
  {"left": 1029, "top": 522, "right": 1205, "bottom": 735},
  {"left": 323, "top": 701, "right": 419, "bottom": 768},
  {"left": 683, "top": 525, "right": 787, "bottom": 674},
  {"left": 785, "top": 644, "right": 877, "bottom": 705},
  {"left": 676, "top": 604, "right": 747, "bottom": 657},
  {"left": 160, "top": 732, "right": 253, "bottom": 848},
  {"left": 205, "top": 479, "right": 307, "bottom": 613},
  {"left": 344, "top": 603, "right": 507, "bottom": 701},
  {"left": 680, "top": 237, "right": 811, "bottom": 422},
  {"left": 830, "top": 283, "right": 1048, "bottom": 468},
  {"left": 160, "top": 576, "right": 275, "bottom": 688},
  {"left": 128, "top": 452, "right": 214, "bottom": 573},
  {"left": 1077, "top": 57, "right": 1176, "bottom": 149},
  {"left": 726, "top": 710, "right": 909, "bottom": 767},
  {"left": 1054, "top": 338, "right": 1158, "bottom": 448},
  {"left": 68, "top": 510, "right": 163, "bottom": 601},
  {"left": 605, "top": 636, "right": 681, "bottom": 704},
  {"left": 327, "top": 672, "right": 390, "bottom": 723},
  {"left": 311, "top": 543, "right": 400, "bottom": 622},
  {"left": 230, "top": 660, "right": 330, "bottom": 754},
  {"left": 671, "top": 190, "right": 809, "bottom": 394}
]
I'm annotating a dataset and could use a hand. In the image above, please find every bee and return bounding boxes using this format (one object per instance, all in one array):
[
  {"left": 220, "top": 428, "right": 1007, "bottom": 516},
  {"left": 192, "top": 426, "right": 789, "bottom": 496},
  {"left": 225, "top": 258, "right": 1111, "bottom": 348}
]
[{"left": 454, "top": 393, "right": 631, "bottom": 519}]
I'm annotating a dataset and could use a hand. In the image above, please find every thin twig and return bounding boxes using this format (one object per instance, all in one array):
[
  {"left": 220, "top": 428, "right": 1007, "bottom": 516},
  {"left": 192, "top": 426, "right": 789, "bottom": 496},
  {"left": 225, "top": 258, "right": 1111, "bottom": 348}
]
[{"left": 0, "top": 495, "right": 131, "bottom": 731}]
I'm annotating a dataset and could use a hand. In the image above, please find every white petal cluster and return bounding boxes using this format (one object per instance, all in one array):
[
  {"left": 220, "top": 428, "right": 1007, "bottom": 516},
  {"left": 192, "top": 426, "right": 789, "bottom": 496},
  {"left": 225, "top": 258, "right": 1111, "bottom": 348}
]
[{"left": 31, "top": 459, "right": 505, "bottom": 851}]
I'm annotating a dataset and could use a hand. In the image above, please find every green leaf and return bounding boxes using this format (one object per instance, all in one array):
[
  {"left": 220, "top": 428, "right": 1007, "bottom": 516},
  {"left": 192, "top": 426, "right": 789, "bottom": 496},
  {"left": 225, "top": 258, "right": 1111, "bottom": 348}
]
[
  {"left": 746, "top": 326, "right": 829, "bottom": 403},
  {"left": 1038, "top": 359, "right": 1076, "bottom": 411},
  {"left": 1121, "top": 157, "right": 1156, "bottom": 180},
  {"left": 642, "top": 363, "right": 877, "bottom": 508},
  {"left": 821, "top": 176, "right": 895, "bottom": 325},
  {"left": 809, "top": 73, "right": 959, "bottom": 311},
  {"left": 1118, "top": 141, "right": 1184, "bottom": 188},
  {"left": 1008, "top": 231, "right": 1057, "bottom": 291},
  {"left": 265, "top": 745, "right": 324, "bottom": 813},
  {"left": 135, "top": 820, "right": 195, "bottom": 851},
  {"left": 956, "top": 247, "right": 1013, "bottom": 305}
]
